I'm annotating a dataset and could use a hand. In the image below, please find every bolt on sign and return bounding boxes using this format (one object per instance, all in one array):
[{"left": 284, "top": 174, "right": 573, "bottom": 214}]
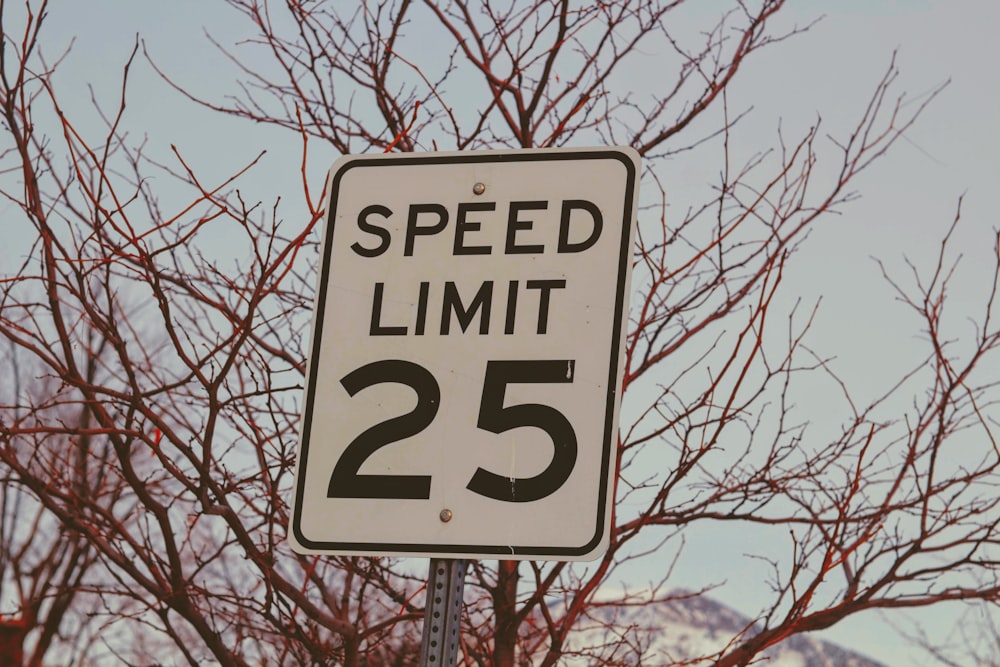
[{"left": 289, "top": 147, "right": 640, "bottom": 561}]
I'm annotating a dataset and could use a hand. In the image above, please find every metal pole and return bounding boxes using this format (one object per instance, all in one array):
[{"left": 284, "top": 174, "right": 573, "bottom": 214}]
[{"left": 418, "top": 558, "right": 468, "bottom": 666}]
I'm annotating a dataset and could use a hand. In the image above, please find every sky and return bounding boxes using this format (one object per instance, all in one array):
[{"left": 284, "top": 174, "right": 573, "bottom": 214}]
[
  {"left": 12, "top": 1, "right": 1000, "bottom": 665},
  {"left": 639, "top": 3, "right": 1000, "bottom": 664},
  {"left": 644, "top": 3, "right": 1000, "bottom": 664}
]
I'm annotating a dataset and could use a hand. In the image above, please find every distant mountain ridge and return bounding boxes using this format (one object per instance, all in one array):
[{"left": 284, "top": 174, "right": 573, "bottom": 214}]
[{"left": 554, "top": 592, "right": 890, "bottom": 666}]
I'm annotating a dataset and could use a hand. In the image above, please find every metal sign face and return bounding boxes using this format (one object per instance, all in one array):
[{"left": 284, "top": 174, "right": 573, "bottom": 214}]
[{"left": 289, "top": 147, "right": 639, "bottom": 561}]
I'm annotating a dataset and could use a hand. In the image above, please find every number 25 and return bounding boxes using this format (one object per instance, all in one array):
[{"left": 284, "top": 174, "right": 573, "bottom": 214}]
[{"left": 327, "top": 359, "right": 578, "bottom": 503}]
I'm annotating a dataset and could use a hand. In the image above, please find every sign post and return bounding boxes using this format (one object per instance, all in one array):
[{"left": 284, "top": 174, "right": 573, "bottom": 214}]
[
  {"left": 418, "top": 558, "right": 467, "bottom": 665},
  {"left": 289, "top": 146, "right": 639, "bottom": 661}
]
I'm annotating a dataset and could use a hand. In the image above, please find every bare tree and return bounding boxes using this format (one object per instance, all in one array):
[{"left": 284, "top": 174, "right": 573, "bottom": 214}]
[
  {"left": 0, "top": 340, "right": 108, "bottom": 666},
  {"left": 910, "top": 596, "right": 1000, "bottom": 667},
  {"left": 1, "top": 1, "right": 998, "bottom": 666}
]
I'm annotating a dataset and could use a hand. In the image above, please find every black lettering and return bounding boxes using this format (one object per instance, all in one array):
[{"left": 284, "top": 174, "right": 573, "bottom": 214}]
[
  {"left": 352, "top": 204, "right": 393, "bottom": 258},
  {"left": 415, "top": 281, "right": 430, "bottom": 335},
  {"left": 441, "top": 281, "right": 493, "bottom": 334},
  {"left": 454, "top": 202, "right": 494, "bottom": 255},
  {"left": 505, "top": 201, "right": 547, "bottom": 254},
  {"left": 328, "top": 360, "right": 438, "bottom": 499},
  {"left": 405, "top": 204, "right": 449, "bottom": 256},
  {"left": 504, "top": 280, "right": 518, "bottom": 335},
  {"left": 526, "top": 279, "right": 566, "bottom": 334},
  {"left": 370, "top": 282, "right": 407, "bottom": 335},
  {"left": 467, "top": 360, "right": 577, "bottom": 502},
  {"left": 557, "top": 200, "right": 603, "bottom": 253}
]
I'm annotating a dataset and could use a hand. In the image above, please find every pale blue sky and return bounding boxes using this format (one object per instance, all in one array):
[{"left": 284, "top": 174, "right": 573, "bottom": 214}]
[{"left": 15, "top": 1, "right": 1000, "bottom": 665}]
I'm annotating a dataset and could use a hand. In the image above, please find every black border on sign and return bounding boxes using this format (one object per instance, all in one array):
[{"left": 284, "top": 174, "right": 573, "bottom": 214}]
[{"left": 291, "top": 149, "right": 638, "bottom": 559}]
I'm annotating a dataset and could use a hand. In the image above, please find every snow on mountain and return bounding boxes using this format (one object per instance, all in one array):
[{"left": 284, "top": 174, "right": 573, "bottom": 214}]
[{"left": 551, "top": 592, "right": 889, "bottom": 666}]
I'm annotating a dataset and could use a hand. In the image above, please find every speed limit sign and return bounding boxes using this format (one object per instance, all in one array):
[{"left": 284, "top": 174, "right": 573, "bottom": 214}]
[{"left": 289, "top": 147, "right": 639, "bottom": 561}]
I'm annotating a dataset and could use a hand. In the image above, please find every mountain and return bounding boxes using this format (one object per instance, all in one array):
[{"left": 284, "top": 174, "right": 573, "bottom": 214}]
[{"left": 554, "top": 592, "right": 890, "bottom": 666}]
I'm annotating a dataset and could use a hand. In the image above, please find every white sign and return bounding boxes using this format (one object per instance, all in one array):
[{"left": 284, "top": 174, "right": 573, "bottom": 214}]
[{"left": 290, "top": 147, "right": 639, "bottom": 561}]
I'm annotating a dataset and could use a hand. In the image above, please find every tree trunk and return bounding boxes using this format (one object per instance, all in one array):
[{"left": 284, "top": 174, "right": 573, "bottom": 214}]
[
  {"left": 492, "top": 561, "right": 519, "bottom": 667},
  {"left": 0, "top": 619, "right": 27, "bottom": 667}
]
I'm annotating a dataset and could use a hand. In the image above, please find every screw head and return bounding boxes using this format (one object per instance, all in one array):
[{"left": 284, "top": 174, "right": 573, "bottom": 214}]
[
  {"left": 439, "top": 509, "right": 453, "bottom": 522},
  {"left": 472, "top": 182, "right": 486, "bottom": 195}
]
